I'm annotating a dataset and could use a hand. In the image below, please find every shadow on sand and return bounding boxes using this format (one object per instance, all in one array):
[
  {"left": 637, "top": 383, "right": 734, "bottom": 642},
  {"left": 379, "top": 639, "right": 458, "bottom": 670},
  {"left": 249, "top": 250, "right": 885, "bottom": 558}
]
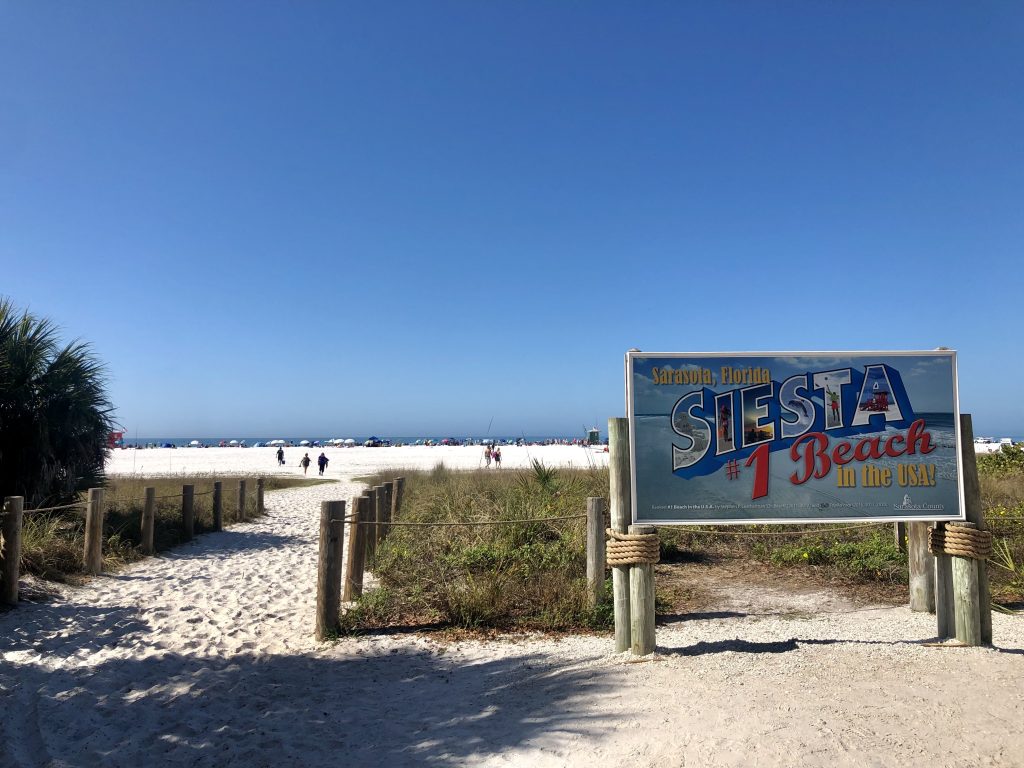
[
  {"left": 658, "top": 635, "right": 1024, "bottom": 657},
  {"left": 0, "top": 601, "right": 619, "bottom": 767}
]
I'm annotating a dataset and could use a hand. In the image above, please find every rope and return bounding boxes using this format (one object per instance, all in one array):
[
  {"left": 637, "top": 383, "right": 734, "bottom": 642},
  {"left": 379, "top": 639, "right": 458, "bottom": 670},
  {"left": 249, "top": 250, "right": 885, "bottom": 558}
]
[
  {"left": 21, "top": 501, "right": 88, "bottom": 514},
  {"left": 928, "top": 523, "right": 993, "bottom": 559},
  {"left": 606, "top": 528, "right": 660, "bottom": 566},
  {"left": 346, "top": 514, "right": 585, "bottom": 527}
]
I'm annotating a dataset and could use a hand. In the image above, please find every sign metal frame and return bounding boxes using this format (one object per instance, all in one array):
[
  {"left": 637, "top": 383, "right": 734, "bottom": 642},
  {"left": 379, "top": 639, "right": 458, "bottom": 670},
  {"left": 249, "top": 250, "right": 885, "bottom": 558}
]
[{"left": 626, "top": 349, "right": 966, "bottom": 526}]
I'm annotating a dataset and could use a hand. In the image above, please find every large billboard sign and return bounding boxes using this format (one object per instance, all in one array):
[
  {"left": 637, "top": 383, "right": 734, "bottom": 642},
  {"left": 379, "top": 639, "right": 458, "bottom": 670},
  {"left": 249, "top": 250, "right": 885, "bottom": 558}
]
[{"left": 627, "top": 351, "right": 964, "bottom": 525}]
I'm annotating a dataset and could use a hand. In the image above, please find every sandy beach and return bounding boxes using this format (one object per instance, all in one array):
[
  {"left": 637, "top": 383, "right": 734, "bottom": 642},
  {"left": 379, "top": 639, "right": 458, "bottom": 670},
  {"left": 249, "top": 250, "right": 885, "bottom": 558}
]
[
  {"left": 104, "top": 443, "right": 610, "bottom": 478},
  {"left": 1, "top": 446, "right": 1022, "bottom": 767}
]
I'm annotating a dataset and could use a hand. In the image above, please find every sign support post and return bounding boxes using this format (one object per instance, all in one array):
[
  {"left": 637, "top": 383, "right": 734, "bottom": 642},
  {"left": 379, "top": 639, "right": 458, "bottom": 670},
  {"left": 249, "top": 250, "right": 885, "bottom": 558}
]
[
  {"left": 941, "top": 413, "right": 991, "bottom": 645},
  {"left": 609, "top": 417, "right": 632, "bottom": 653}
]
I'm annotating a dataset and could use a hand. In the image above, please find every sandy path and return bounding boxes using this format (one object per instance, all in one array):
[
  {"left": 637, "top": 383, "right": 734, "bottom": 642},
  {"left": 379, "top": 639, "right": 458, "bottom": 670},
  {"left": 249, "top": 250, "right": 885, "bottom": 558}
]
[{"left": 2, "top": 466, "right": 1023, "bottom": 767}]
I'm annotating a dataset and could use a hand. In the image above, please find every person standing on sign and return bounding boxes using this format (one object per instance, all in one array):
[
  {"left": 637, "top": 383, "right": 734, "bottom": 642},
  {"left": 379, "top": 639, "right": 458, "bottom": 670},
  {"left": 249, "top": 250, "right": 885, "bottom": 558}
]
[
  {"left": 827, "top": 385, "right": 841, "bottom": 426},
  {"left": 317, "top": 452, "right": 329, "bottom": 476}
]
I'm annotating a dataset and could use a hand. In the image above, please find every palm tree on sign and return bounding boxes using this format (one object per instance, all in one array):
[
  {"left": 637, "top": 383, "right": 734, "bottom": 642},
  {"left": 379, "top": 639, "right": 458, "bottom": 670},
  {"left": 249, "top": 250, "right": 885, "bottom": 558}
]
[{"left": 0, "top": 298, "right": 114, "bottom": 508}]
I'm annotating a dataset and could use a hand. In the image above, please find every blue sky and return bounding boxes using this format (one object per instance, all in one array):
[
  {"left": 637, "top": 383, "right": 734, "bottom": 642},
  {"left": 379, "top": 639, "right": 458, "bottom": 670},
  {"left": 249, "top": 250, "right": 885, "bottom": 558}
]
[{"left": 2, "top": 2, "right": 1022, "bottom": 438}]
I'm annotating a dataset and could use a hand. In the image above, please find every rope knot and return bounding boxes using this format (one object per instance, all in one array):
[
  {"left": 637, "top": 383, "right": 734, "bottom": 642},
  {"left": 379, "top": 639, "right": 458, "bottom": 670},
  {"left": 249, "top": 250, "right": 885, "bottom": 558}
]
[{"left": 605, "top": 528, "right": 660, "bottom": 566}]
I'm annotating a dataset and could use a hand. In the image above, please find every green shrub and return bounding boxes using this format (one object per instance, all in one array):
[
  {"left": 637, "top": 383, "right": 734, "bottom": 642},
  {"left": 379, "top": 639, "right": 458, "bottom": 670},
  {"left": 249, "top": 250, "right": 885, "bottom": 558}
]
[
  {"left": 759, "top": 531, "right": 907, "bottom": 582},
  {"left": 977, "top": 444, "right": 1024, "bottom": 476}
]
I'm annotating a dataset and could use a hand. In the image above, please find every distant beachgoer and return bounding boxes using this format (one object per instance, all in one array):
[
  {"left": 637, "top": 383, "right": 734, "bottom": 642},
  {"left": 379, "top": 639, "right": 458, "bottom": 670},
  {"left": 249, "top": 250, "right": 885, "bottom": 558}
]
[
  {"left": 483, "top": 445, "right": 492, "bottom": 468},
  {"left": 276, "top": 447, "right": 285, "bottom": 466},
  {"left": 317, "top": 452, "right": 329, "bottom": 476},
  {"left": 493, "top": 446, "right": 501, "bottom": 468},
  {"left": 300, "top": 453, "right": 311, "bottom": 475}
]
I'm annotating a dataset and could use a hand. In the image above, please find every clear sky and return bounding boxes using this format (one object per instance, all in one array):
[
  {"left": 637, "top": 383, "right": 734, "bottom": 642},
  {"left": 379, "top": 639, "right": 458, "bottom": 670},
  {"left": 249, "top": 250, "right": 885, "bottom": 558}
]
[{"left": 2, "top": 2, "right": 1022, "bottom": 438}]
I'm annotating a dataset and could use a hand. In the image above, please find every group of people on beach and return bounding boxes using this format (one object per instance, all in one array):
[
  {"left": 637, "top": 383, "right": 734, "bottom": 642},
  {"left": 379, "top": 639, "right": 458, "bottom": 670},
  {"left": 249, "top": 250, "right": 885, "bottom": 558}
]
[
  {"left": 482, "top": 445, "right": 502, "bottom": 468},
  {"left": 277, "top": 446, "right": 329, "bottom": 476}
]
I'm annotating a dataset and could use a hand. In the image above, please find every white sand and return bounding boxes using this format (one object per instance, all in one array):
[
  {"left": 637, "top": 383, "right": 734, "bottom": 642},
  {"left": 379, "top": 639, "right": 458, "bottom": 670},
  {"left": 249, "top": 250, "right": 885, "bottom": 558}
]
[
  {"left": 1, "top": 446, "right": 1022, "bottom": 767},
  {"left": 105, "top": 443, "right": 609, "bottom": 478}
]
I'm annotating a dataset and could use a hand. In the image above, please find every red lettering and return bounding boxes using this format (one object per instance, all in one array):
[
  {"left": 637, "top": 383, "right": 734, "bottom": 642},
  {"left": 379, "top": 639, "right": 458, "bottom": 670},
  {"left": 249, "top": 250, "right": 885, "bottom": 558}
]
[
  {"left": 884, "top": 433, "right": 905, "bottom": 457},
  {"left": 854, "top": 436, "right": 882, "bottom": 462},
  {"left": 906, "top": 418, "right": 935, "bottom": 456},
  {"left": 790, "top": 432, "right": 831, "bottom": 485},
  {"left": 833, "top": 441, "right": 853, "bottom": 465},
  {"left": 788, "top": 420, "right": 935, "bottom": 487}
]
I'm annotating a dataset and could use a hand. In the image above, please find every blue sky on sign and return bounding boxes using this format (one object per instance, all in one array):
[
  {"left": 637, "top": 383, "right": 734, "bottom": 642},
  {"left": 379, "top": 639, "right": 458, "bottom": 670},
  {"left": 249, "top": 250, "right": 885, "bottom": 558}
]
[{"left": 1, "top": 3, "right": 1022, "bottom": 438}]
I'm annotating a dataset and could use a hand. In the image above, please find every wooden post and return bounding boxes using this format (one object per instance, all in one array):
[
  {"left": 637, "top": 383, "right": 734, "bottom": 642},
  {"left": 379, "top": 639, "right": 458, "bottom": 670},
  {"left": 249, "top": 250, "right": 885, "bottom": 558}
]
[
  {"left": 629, "top": 524, "right": 657, "bottom": 656},
  {"left": 934, "top": 525, "right": 955, "bottom": 639},
  {"left": 343, "top": 495, "right": 370, "bottom": 601},
  {"left": 181, "top": 484, "right": 195, "bottom": 541},
  {"left": 609, "top": 416, "right": 632, "bottom": 653},
  {"left": 237, "top": 479, "right": 247, "bottom": 523},
  {"left": 315, "top": 500, "right": 346, "bottom": 640},
  {"left": 364, "top": 489, "right": 378, "bottom": 562},
  {"left": 83, "top": 488, "right": 104, "bottom": 576},
  {"left": 894, "top": 521, "right": 906, "bottom": 553},
  {"left": 951, "top": 522, "right": 983, "bottom": 646},
  {"left": 1, "top": 496, "right": 24, "bottom": 605},
  {"left": 586, "top": 497, "right": 606, "bottom": 608},
  {"left": 257, "top": 477, "right": 265, "bottom": 515},
  {"left": 212, "top": 481, "right": 223, "bottom": 532},
  {"left": 141, "top": 487, "right": 156, "bottom": 555},
  {"left": 959, "top": 414, "right": 992, "bottom": 644},
  {"left": 381, "top": 481, "right": 394, "bottom": 540},
  {"left": 374, "top": 487, "right": 385, "bottom": 561},
  {"left": 392, "top": 476, "right": 405, "bottom": 522},
  {"left": 908, "top": 521, "right": 935, "bottom": 612}
]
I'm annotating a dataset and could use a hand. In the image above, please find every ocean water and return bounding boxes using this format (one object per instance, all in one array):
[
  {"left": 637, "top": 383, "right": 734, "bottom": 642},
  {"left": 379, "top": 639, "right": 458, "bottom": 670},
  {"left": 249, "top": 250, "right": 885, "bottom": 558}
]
[{"left": 117, "top": 435, "right": 596, "bottom": 447}]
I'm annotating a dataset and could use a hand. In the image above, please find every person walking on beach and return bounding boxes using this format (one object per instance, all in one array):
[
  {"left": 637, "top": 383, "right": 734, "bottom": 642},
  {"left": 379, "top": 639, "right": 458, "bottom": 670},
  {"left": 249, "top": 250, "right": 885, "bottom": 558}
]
[
  {"left": 276, "top": 446, "right": 285, "bottom": 466},
  {"left": 317, "top": 452, "right": 329, "bottom": 476},
  {"left": 300, "top": 452, "right": 311, "bottom": 475},
  {"left": 492, "top": 446, "right": 501, "bottom": 468},
  {"left": 483, "top": 445, "right": 492, "bottom": 468}
]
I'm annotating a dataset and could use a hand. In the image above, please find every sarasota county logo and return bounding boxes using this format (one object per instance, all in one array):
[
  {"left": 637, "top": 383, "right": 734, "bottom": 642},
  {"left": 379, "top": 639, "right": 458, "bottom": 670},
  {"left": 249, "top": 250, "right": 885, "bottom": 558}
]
[{"left": 894, "top": 493, "right": 944, "bottom": 512}]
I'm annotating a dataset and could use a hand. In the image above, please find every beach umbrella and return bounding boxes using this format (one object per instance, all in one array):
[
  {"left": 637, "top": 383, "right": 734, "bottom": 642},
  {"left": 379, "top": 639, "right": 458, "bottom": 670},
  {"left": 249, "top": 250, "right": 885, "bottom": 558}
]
[
  {"left": 189, "top": 440, "right": 200, "bottom": 446},
  {"left": 229, "top": 439, "right": 239, "bottom": 445},
  {"left": 299, "top": 439, "right": 311, "bottom": 446},
  {"left": 344, "top": 438, "right": 355, "bottom": 445}
]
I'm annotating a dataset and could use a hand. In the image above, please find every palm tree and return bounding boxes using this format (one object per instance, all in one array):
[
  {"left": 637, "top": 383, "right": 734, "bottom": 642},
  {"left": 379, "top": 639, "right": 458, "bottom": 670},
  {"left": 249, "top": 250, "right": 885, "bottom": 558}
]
[{"left": 0, "top": 298, "right": 114, "bottom": 507}]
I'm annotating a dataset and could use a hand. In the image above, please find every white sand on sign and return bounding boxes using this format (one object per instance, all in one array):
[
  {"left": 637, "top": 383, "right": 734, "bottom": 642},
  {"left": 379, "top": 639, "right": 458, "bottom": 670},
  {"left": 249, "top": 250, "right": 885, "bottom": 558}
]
[{"left": 0, "top": 447, "right": 1022, "bottom": 767}]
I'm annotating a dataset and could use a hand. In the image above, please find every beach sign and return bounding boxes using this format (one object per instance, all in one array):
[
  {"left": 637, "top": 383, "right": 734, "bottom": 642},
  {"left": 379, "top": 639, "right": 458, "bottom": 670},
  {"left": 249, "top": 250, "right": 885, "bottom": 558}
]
[{"left": 627, "top": 350, "right": 965, "bottom": 525}]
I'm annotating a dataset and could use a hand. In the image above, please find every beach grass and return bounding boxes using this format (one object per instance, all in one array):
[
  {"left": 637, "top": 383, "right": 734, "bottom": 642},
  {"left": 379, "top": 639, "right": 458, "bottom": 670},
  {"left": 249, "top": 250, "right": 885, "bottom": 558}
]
[
  {"left": 341, "top": 462, "right": 612, "bottom": 633},
  {"left": 18, "top": 475, "right": 322, "bottom": 583},
  {"left": 343, "top": 455, "right": 1024, "bottom": 633},
  {"left": 732, "top": 452, "right": 1024, "bottom": 604}
]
